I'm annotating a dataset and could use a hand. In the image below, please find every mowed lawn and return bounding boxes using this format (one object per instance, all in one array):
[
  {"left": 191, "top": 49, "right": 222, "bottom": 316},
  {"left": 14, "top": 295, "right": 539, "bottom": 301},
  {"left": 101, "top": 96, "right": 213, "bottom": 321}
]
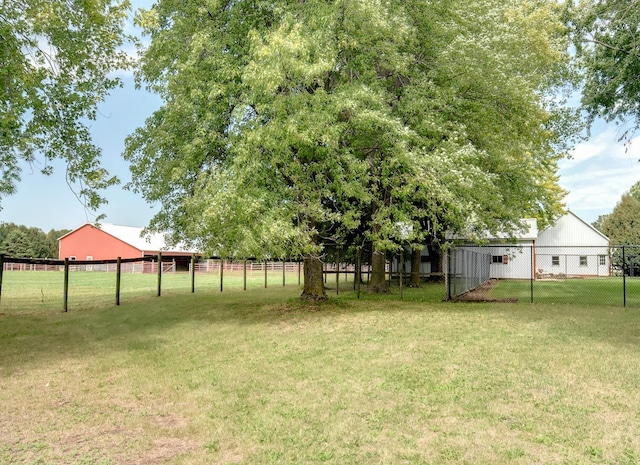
[
  {"left": 0, "top": 269, "right": 307, "bottom": 315},
  {"left": 1, "top": 280, "right": 640, "bottom": 464},
  {"left": 489, "top": 277, "right": 640, "bottom": 308}
]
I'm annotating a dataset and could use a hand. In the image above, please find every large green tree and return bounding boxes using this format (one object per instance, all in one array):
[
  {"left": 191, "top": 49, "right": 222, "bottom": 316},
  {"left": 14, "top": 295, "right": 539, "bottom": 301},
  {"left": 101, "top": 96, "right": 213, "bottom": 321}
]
[
  {"left": 126, "top": 0, "right": 574, "bottom": 300},
  {"left": 570, "top": 0, "right": 640, "bottom": 140},
  {"left": 0, "top": 0, "right": 133, "bottom": 210},
  {"left": 602, "top": 193, "right": 640, "bottom": 245},
  {"left": 0, "top": 222, "right": 68, "bottom": 257},
  {"left": 593, "top": 179, "right": 640, "bottom": 234}
]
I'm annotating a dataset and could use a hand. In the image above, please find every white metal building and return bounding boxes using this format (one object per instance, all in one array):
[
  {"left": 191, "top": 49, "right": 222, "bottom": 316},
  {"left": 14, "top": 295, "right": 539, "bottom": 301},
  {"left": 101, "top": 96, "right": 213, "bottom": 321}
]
[
  {"left": 536, "top": 211, "right": 610, "bottom": 277},
  {"left": 455, "top": 218, "right": 538, "bottom": 280},
  {"left": 452, "top": 212, "right": 610, "bottom": 280}
]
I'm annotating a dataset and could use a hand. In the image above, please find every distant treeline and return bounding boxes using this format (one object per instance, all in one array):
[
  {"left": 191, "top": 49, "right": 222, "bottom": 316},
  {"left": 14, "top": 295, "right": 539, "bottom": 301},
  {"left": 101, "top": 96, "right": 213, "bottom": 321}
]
[{"left": 0, "top": 223, "right": 70, "bottom": 259}]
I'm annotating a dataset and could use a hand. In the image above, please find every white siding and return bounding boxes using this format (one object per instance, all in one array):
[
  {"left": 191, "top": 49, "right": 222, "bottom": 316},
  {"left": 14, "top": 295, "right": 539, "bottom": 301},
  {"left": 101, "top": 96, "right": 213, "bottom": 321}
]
[
  {"left": 461, "top": 243, "right": 534, "bottom": 280},
  {"left": 536, "top": 212, "right": 610, "bottom": 277},
  {"left": 537, "top": 212, "right": 608, "bottom": 248}
]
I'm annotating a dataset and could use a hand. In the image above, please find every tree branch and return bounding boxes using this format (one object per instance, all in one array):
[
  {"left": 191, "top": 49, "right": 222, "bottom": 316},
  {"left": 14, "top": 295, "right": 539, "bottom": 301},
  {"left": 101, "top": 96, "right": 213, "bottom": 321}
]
[{"left": 584, "top": 37, "right": 640, "bottom": 59}]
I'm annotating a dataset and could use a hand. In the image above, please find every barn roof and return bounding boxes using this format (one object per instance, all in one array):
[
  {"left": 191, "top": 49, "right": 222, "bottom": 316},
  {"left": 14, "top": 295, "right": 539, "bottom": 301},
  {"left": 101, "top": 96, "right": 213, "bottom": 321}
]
[
  {"left": 447, "top": 218, "right": 538, "bottom": 242},
  {"left": 61, "top": 223, "right": 196, "bottom": 254}
]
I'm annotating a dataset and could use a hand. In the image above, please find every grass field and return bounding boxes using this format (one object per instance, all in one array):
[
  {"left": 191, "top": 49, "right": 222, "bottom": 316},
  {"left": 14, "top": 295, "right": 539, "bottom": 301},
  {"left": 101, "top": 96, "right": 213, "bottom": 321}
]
[
  {"left": 1, "top": 278, "right": 640, "bottom": 464},
  {"left": 488, "top": 277, "right": 640, "bottom": 307},
  {"left": 0, "top": 269, "right": 309, "bottom": 315}
]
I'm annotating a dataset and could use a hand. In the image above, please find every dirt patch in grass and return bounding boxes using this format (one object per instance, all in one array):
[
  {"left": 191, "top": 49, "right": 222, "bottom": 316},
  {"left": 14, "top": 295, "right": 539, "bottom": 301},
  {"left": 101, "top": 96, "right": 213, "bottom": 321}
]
[
  {"left": 452, "top": 279, "right": 518, "bottom": 303},
  {"left": 133, "top": 437, "right": 199, "bottom": 465}
]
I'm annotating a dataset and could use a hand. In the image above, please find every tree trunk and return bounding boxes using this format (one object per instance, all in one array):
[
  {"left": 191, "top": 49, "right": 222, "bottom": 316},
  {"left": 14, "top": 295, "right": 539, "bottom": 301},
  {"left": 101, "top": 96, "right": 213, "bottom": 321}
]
[
  {"left": 409, "top": 247, "right": 422, "bottom": 287},
  {"left": 427, "top": 242, "right": 443, "bottom": 281},
  {"left": 300, "top": 254, "right": 328, "bottom": 301},
  {"left": 368, "top": 244, "right": 389, "bottom": 293}
]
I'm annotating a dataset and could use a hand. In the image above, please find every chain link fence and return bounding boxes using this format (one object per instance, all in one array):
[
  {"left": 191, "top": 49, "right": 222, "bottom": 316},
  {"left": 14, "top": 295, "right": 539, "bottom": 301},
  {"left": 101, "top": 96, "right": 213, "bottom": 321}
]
[{"left": 447, "top": 245, "right": 640, "bottom": 307}]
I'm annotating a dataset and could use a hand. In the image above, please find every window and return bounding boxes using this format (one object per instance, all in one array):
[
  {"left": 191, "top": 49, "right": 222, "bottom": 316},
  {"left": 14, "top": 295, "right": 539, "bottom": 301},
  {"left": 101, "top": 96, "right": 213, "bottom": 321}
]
[
  {"left": 492, "top": 255, "right": 508, "bottom": 265},
  {"left": 69, "top": 256, "right": 76, "bottom": 261},
  {"left": 599, "top": 255, "right": 606, "bottom": 266},
  {"left": 579, "top": 256, "right": 588, "bottom": 266},
  {"left": 552, "top": 256, "right": 560, "bottom": 266}
]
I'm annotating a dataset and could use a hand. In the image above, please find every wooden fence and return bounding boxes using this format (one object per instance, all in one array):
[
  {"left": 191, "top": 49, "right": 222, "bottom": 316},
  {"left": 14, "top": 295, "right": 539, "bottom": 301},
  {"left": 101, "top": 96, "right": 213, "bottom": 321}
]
[
  {"left": 0, "top": 253, "right": 417, "bottom": 313},
  {"left": 0, "top": 254, "right": 315, "bottom": 312}
]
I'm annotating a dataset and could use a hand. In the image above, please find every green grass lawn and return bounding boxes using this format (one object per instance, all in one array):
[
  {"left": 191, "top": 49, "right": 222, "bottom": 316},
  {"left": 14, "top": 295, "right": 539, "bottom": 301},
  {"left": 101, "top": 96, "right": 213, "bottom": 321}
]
[
  {"left": 0, "top": 269, "right": 308, "bottom": 315},
  {"left": 488, "top": 277, "right": 640, "bottom": 307},
  {"left": 1, "top": 283, "right": 640, "bottom": 464}
]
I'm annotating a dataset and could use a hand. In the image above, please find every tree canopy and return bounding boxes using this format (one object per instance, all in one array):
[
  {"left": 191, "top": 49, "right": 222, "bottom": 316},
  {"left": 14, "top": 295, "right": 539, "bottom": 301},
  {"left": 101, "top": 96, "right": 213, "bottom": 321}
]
[
  {"left": 602, "top": 193, "right": 640, "bottom": 246},
  {"left": 0, "top": 222, "right": 68, "bottom": 258},
  {"left": 0, "top": 0, "right": 133, "bottom": 211},
  {"left": 126, "top": 0, "right": 577, "bottom": 299},
  {"left": 597, "top": 179, "right": 640, "bottom": 244},
  {"left": 570, "top": 0, "right": 640, "bottom": 140}
]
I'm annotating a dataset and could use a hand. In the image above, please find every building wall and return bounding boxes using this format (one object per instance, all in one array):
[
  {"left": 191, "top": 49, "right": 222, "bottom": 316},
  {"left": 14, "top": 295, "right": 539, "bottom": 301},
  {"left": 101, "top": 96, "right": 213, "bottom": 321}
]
[
  {"left": 461, "top": 243, "right": 534, "bottom": 280},
  {"left": 59, "top": 224, "right": 142, "bottom": 260},
  {"left": 536, "top": 212, "right": 610, "bottom": 277},
  {"left": 536, "top": 249, "right": 610, "bottom": 277},
  {"left": 537, "top": 212, "right": 609, "bottom": 248}
]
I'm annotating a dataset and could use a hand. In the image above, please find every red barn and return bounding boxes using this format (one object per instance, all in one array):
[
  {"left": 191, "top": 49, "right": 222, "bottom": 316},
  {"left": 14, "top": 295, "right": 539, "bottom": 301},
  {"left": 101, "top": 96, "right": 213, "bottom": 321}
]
[{"left": 59, "top": 223, "right": 197, "bottom": 270}]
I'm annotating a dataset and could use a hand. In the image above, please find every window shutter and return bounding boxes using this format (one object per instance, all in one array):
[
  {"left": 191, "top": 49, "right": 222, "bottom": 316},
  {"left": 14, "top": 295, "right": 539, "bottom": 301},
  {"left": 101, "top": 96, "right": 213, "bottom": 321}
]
[{"left": 503, "top": 255, "right": 508, "bottom": 265}]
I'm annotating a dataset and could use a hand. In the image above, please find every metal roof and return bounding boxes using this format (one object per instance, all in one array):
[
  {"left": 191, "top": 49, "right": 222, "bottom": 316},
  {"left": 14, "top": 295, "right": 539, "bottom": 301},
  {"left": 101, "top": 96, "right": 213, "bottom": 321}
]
[{"left": 62, "top": 223, "right": 196, "bottom": 254}]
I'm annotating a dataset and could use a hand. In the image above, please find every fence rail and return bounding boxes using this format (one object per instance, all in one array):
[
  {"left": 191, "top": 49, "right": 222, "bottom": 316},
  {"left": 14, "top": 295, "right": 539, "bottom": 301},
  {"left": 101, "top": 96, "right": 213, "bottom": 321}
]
[{"left": 0, "top": 254, "right": 381, "bottom": 314}]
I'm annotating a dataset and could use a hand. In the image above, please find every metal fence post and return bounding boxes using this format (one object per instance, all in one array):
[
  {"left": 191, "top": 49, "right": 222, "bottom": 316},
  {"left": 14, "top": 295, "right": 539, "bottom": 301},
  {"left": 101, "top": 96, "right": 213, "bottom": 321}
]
[
  {"left": 63, "top": 258, "right": 69, "bottom": 312},
  {"left": 243, "top": 260, "right": 247, "bottom": 291},
  {"left": 191, "top": 255, "right": 196, "bottom": 293},
  {"left": 220, "top": 259, "right": 224, "bottom": 292},
  {"left": 116, "top": 257, "right": 121, "bottom": 306},
  {"left": 623, "top": 246, "right": 627, "bottom": 308},
  {"left": 336, "top": 250, "right": 340, "bottom": 295},
  {"left": 356, "top": 248, "right": 361, "bottom": 299},
  {"left": 157, "top": 253, "right": 162, "bottom": 297},
  {"left": 399, "top": 250, "right": 404, "bottom": 300},
  {"left": 0, "top": 254, "right": 4, "bottom": 305},
  {"left": 444, "top": 248, "right": 450, "bottom": 300},
  {"left": 530, "top": 246, "right": 534, "bottom": 303}
]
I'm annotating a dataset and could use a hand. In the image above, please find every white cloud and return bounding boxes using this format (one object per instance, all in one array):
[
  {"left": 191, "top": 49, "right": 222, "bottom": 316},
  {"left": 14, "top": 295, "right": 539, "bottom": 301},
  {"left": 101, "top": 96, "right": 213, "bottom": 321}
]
[
  {"left": 565, "top": 128, "right": 640, "bottom": 165},
  {"left": 559, "top": 126, "right": 640, "bottom": 223}
]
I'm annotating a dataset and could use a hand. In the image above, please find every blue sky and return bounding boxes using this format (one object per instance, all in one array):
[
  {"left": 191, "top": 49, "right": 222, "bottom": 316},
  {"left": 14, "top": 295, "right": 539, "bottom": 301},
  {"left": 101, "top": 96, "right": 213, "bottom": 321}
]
[
  {"left": 2, "top": 3, "right": 639, "bottom": 232},
  {"left": 1, "top": 76, "right": 163, "bottom": 231}
]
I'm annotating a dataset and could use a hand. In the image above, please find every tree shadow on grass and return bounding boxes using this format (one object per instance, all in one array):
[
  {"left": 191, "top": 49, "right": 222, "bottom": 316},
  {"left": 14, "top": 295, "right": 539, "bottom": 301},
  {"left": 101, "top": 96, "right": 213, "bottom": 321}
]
[
  {"left": 0, "top": 286, "right": 372, "bottom": 372},
  {"left": 2, "top": 282, "right": 638, "bottom": 373}
]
